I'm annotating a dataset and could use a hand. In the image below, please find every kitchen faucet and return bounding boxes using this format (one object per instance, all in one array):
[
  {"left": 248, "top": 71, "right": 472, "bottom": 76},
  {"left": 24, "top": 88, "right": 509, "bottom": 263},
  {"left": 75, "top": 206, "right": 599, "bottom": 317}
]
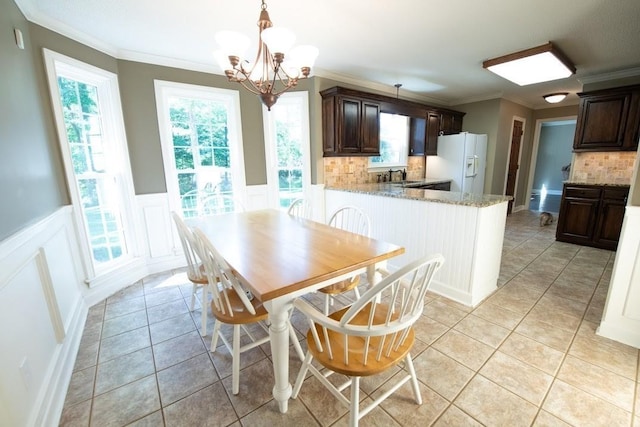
[{"left": 388, "top": 168, "right": 407, "bottom": 182}]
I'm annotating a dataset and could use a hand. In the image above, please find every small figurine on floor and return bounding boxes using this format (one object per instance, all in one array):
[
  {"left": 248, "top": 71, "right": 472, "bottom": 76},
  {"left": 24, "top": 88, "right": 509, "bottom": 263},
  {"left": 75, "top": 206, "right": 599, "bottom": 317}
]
[{"left": 539, "top": 211, "right": 554, "bottom": 227}]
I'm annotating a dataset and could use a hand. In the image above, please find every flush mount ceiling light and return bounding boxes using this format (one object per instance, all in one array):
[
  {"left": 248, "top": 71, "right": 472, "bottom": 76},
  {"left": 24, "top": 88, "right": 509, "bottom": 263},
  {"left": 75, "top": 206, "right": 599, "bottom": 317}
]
[
  {"left": 543, "top": 92, "right": 569, "bottom": 103},
  {"left": 214, "top": 0, "right": 319, "bottom": 110},
  {"left": 482, "top": 42, "right": 575, "bottom": 86}
]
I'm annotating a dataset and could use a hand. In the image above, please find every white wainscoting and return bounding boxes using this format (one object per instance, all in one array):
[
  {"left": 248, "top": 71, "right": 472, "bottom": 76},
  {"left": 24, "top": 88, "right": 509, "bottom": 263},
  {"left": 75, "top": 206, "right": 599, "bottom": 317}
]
[
  {"left": 136, "top": 193, "right": 184, "bottom": 277},
  {"left": 598, "top": 206, "right": 640, "bottom": 348},
  {"left": 325, "top": 190, "right": 508, "bottom": 307},
  {"left": 0, "top": 183, "right": 348, "bottom": 425},
  {"left": 0, "top": 206, "right": 86, "bottom": 427}
]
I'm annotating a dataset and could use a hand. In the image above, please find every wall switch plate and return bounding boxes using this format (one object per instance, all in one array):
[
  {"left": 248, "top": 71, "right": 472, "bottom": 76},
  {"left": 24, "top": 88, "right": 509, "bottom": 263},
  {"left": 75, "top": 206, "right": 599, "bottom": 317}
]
[
  {"left": 19, "top": 357, "right": 31, "bottom": 390},
  {"left": 14, "top": 28, "right": 25, "bottom": 50}
]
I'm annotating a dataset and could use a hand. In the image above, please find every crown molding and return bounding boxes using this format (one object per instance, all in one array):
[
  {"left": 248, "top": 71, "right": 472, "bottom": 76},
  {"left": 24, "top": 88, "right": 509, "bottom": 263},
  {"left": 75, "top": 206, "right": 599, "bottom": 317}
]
[
  {"left": 19, "top": 5, "right": 119, "bottom": 58},
  {"left": 313, "top": 69, "right": 450, "bottom": 106},
  {"left": 117, "top": 50, "right": 219, "bottom": 74},
  {"left": 578, "top": 67, "right": 640, "bottom": 84}
]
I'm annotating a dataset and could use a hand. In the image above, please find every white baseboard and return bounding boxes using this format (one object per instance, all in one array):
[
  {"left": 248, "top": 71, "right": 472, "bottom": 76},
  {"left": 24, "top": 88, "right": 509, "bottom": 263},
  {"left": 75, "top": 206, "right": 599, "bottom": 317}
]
[{"left": 37, "top": 298, "right": 87, "bottom": 426}]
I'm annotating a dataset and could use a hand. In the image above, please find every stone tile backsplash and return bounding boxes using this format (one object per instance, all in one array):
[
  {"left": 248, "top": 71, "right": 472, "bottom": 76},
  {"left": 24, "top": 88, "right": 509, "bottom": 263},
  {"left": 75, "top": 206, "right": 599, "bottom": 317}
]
[
  {"left": 571, "top": 151, "right": 636, "bottom": 184},
  {"left": 323, "top": 156, "right": 425, "bottom": 187}
]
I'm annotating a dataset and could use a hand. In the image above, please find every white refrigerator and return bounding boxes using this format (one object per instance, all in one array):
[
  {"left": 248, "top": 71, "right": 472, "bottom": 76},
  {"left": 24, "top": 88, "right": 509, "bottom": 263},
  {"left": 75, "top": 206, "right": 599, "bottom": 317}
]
[{"left": 426, "top": 132, "right": 487, "bottom": 194}]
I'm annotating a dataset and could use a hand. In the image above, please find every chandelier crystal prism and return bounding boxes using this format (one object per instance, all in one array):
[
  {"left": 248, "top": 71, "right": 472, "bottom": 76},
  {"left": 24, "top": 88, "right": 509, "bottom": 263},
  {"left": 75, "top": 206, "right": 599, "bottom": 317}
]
[{"left": 214, "top": 0, "right": 319, "bottom": 110}]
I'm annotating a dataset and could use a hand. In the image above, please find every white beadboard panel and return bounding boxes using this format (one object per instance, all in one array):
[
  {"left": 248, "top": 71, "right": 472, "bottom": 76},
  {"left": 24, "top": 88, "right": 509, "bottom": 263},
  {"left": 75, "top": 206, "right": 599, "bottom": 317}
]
[
  {"left": 469, "top": 202, "right": 508, "bottom": 306},
  {"left": 0, "top": 206, "right": 87, "bottom": 427},
  {"left": 325, "top": 190, "right": 507, "bottom": 306},
  {"left": 598, "top": 206, "right": 640, "bottom": 348}
]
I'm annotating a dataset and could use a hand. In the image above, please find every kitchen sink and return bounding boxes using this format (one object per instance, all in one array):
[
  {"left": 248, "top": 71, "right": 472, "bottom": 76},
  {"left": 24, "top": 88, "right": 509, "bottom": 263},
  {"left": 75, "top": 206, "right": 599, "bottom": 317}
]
[{"left": 390, "top": 180, "right": 426, "bottom": 188}]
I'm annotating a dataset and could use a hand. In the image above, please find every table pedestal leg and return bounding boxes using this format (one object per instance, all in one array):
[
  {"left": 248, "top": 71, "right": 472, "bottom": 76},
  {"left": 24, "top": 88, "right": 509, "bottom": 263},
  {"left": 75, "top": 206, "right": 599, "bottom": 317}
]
[
  {"left": 366, "top": 262, "right": 385, "bottom": 289},
  {"left": 265, "top": 299, "right": 292, "bottom": 413}
]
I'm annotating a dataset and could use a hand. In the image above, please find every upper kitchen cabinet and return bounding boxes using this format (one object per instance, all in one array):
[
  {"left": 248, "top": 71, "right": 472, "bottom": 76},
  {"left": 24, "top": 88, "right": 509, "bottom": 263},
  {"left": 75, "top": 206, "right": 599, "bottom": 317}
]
[
  {"left": 409, "top": 116, "right": 426, "bottom": 156},
  {"left": 439, "top": 110, "right": 465, "bottom": 135},
  {"left": 321, "top": 86, "right": 465, "bottom": 157},
  {"left": 321, "top": 87, "right": 380, "bottom": 156},
  {"left": 409, "top": 111, "right": 440, "bottom": 156},
  {"left": 573, "top": 84, "right": 640, "bottom": 152}
]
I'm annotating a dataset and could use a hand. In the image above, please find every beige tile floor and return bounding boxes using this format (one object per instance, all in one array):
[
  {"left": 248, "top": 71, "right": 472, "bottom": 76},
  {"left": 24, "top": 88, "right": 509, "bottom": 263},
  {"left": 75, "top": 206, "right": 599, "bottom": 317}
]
[{"left": 59, "top": 210, "right": 640, "bottom": 426}]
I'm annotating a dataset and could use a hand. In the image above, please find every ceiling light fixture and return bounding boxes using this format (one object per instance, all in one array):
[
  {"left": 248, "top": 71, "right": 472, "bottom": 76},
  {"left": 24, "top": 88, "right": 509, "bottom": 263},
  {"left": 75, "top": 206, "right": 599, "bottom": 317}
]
[
  {"left": 213, "top": 0, "right": 319, "bottom": 110},
  {"left": 482, "top": 42, "right": 575, "bottom": 86},
  {"left": 543, "top": 92, "right": 569, "bottom": 103}
]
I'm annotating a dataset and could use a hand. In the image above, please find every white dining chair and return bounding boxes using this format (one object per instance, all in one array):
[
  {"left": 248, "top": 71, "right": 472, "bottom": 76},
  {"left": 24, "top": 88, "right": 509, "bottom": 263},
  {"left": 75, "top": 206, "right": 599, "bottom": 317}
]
[
  {"left": 287, "top": 198, "right": 312, "bottom": 219},
  {"left": 192, "top": 228, "right": 304, "bottom": 394},
  {"left": 171, "top": 211, "right": 213, "bottom": 336},
  {"left": 200, "top": 194, "right": 245, "bottom": 216},
  {"left": 292, "top": 254, "right": 445, "bottom": 427},
  {"left": 319, "top": 206, "right": 371, "bottom": 314}
]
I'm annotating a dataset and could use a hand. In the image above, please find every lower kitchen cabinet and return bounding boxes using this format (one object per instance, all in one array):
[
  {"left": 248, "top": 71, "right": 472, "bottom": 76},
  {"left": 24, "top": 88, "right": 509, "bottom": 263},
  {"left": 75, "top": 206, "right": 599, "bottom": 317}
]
[{"left": 556, "top": 184, "right": 629, "bottom": 250}]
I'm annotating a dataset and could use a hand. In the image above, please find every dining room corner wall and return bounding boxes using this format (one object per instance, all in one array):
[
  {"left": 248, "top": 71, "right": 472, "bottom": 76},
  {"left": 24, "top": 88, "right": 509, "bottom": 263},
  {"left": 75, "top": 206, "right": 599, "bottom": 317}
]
[{"left": 0, "top": 206, "right": 87, "bottom": 426}]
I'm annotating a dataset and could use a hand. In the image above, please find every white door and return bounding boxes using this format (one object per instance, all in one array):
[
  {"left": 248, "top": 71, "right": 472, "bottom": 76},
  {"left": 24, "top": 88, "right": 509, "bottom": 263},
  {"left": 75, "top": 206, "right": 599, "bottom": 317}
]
[
  {"left": 262, "top": 92, "right": 311, "bottom": 210},
  {"left": 155, "top": 81, "right": 246, "bottom": 218}
]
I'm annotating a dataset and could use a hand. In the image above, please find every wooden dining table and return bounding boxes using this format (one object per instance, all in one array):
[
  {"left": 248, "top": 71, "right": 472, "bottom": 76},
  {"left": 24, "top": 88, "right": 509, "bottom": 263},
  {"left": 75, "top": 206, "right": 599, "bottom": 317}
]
[{"left": 187, "top": 209, "right": 404, "bottom": 413}]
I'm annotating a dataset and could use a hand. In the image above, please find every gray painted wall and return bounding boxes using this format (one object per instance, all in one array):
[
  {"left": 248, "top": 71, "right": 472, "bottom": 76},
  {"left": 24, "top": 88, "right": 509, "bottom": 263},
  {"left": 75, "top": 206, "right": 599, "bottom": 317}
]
[
  {"left": 0, "top": 0, "right": 67, "bottom": 241},
  {"left": 0, "top": 0, "right": 589, "bottom": 243},
  {"left": 532, "top": 123, "right": 575, "bottom": 193}
]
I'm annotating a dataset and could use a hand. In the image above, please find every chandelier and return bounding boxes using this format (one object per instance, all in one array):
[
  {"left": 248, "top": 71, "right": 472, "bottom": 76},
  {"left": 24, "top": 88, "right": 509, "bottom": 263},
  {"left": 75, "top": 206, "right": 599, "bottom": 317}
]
[{"left": 214, "top": 0, "right": 319, "bottom": 110}]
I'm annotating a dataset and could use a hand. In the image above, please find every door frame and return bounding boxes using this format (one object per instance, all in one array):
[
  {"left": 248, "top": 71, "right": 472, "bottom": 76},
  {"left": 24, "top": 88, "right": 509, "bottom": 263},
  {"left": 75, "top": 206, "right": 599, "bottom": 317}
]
[
  {"left": 524, "top": 115, "right": 577, "bottom": 210},
  {"left": 503, "top": 116, "right": 526, "bottom": 212}
]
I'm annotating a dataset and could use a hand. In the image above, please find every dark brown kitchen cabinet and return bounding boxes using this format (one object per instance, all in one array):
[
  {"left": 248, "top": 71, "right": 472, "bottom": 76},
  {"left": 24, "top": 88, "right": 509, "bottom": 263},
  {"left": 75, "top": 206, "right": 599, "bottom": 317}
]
[
  {"left": 439, "top": 111, "right": 464, "bottom": 135},
  {"left": 573, "top": 84, "right": 640, "bottom": 152},
  {"left": 556, "top": 184, "right": 629, "bottom": 250},
  {"left": 409, "top": 116, "right": 426, "bottom": 156},
  {"left": 426, "top": 112, "right": 440, "bottom": 154},
  {"left": 594, "top": 187, "right": 629, "bottom": 249},
  {"left": 321, "top": 89, "right": 380, "bottom": 156},
  {"left": 321, "top": 86, "right": 465, "bottom": 157},
  {"left": 409, "top": 111, "right": 440, "bottom": 156}
]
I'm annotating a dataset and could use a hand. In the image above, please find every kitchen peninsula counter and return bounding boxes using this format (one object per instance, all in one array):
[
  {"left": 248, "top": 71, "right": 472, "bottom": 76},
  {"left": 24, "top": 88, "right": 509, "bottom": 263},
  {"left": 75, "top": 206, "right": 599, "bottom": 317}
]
[
  {"left": 325, "top": 186, "right": 510, "bottom": 307},
  {"left": 327, "top": 182, "right": 511, "bottom": 207}
]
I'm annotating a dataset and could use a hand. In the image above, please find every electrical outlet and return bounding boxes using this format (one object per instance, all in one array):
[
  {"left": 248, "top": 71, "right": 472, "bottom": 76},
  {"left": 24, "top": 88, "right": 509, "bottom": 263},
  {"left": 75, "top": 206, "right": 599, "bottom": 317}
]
[{"left": 19, "top": 357, "right": 31, "bottom": 390}]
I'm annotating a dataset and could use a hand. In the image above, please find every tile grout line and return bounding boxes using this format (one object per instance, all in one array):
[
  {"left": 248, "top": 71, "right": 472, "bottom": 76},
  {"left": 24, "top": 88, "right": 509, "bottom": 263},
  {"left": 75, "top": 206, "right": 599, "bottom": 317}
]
[{"left": 432, "top": 224, "right": 581, "bottom": 426}]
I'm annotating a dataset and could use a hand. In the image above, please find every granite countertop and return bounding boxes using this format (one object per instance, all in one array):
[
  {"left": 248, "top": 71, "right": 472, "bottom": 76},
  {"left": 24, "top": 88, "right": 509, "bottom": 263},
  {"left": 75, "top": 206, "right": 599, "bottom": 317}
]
[
  {"left": 326, "top": 182, "right": 512, "bottom": 207},
  {"left": 564, "top": 180, "right": 630, "bottom": 187}
]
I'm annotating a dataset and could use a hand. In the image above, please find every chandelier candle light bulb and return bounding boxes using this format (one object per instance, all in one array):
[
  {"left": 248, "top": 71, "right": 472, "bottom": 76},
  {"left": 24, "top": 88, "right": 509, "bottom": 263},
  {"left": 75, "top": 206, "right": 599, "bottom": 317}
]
[{"left": 214, "top": 0, "right": 318, "bottom": 110}]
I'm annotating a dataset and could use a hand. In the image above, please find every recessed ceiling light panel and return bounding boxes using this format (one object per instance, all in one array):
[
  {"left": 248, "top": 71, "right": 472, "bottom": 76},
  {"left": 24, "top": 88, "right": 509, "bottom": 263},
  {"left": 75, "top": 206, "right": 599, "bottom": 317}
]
[{"left": 483, "top": 42, "right": 575, "bottom": 86}]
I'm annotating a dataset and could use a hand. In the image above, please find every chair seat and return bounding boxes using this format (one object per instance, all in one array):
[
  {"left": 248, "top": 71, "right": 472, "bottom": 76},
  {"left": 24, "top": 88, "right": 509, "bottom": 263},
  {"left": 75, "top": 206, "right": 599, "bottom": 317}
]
[
  {"left": 306, "top": 303, "right": 415, "bottom": 377},
  {"left": 318, "top": 275, "right": 360, "bottom": 295},
  {"left": 187, "top": 272, "right": 208, "bottom": 285},
  {"left": 212, "top": 288, "right": 269, "bottom": 325}
]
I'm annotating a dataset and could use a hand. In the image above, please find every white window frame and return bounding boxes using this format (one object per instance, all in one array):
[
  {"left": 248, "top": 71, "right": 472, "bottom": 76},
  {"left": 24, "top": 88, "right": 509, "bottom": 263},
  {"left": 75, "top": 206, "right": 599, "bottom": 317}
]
[
  {"left": 154, "top": 80, "right": 247, "bottom": 216},
  {"left": 43, "top": 48, "right": 140, "bottom": 280},
  {"left": 368, "top": 112, "right": 409, "bottom": 171},
  {"left": 262, "top": 91, "right": 312, "bottom": 210}
]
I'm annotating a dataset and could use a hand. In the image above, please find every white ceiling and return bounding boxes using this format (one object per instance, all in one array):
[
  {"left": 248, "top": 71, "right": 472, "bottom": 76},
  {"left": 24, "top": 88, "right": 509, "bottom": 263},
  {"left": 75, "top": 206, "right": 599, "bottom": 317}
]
[{"left": 15, "top": 0, "right": 640, "bottom": 109}]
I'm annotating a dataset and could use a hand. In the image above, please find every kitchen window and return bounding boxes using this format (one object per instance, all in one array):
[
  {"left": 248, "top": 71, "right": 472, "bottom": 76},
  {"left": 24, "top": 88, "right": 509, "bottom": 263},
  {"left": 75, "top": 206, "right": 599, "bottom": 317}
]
[{"left": 368, "top": 112, "right": 409, "bottom": 170}]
